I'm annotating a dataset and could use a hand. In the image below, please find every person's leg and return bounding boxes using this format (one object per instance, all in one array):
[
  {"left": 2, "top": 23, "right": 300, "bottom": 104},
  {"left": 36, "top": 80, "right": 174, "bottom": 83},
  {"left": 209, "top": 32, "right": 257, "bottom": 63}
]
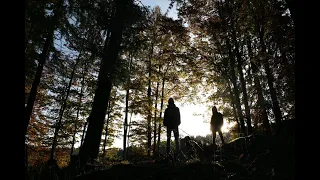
[
  {"left": 212, "top": 130, "right": 217, "bottom": 145},
  {"left": 218, "top": 129, "right": 225, "bottom": 144},
  {"left": 212, "top": 130, "right": 217, "bottom": 151},
  {"left": 173, "top": 127, "right": 180, "bottom": 153},
  {"left": 166, "top": 127, "right": 171, "bottom": 155}
]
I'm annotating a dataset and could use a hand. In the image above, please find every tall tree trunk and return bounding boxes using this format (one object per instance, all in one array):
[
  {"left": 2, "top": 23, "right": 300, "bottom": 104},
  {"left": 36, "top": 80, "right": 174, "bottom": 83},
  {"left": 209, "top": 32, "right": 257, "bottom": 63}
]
[
  {"left": 230, "top": 25, "right": 253, "bottom": 134},
  {"left": 153, "top": 69, "right": 160, "bottom": 155},
  {"left": 80, "top": 121, "right": 87, "bottom": 147},
  {"left": 123, "top": 89, "right": 129, "bottom": 159},
  {"left": 50, "top": 54, "right": 82, "bottom": 161},
  {"left": 78, "top": 0, "right": 129, "bottom": 166},
  {"left": 126, "top": 111, "right": 133, "bottom": 158},
  {"left": 147, "top": 41, "right": 154, "bottom": 156},
  {"left": 147, "top": 75, "right": 152, "bottom": 156},
  {"left": 226, "top": 39, "right": 246, "bottom": 136},
  {"left": 71, "top": 62, "right": 86, "bottom": 157},
  {"left": 102, "top": 100, "right": 111, "bottom": 158},
  {"left": 25, "top": 0, "right": 64, "bottom": 136},
  {"left": 80, "top": 92, "right": 93, "bottom": 148},
  {"left": 123, "top": 52, "right": 133, "bottom": 160},
  {"left": 227, "top": 81, "right": 241, "bottom": 134},
  {"left": 257, "top": 20, "right": 282, "bottom": 132},
  {"left": 157, "top": 77, "right": 165, "bottom": 152},
  {"left": 247, "top": 39, "right": 271, "bottom": 134}
]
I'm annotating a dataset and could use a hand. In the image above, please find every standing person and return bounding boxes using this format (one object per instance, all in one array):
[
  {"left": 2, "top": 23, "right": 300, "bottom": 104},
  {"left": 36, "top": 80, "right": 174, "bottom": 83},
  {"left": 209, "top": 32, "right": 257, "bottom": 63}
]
[
  {"left": 210, "top": 106, "right": 225, "bottom": 146},
  {"left": 163, "top": 98, "right": 181, "bottom": 157}
]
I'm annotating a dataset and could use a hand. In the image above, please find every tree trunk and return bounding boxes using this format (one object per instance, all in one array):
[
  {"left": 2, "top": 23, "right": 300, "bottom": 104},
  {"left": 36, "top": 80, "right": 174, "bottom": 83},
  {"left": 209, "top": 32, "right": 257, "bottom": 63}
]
[
  {"left": 25, "top": 0, "right": 64, "bottom": 136},
  {"left": 78, "top": 0, "right": 129, "bottom": 166},
  {"left": 102, "top": 100, "right": 111, "bottom": 158},
  {"left": 71, "top": 62, "right": 86, "bottom": 157},
  {"left": 247, "top": 39, "right": 271, "bottom": 134},
  {"left": 227, "top": 81, "right": 241, "bottom": 134},
  {"left": 123, "top": 89, "right": 129, "bottom": 159},
  {"left": 147, "top": 41, "right": 154, "bottom": 156},
  {"left": 226, "top": 38, "right": 246, "bottom": 136},
  {"left": 123, "top": 52, "right": 133, "bottom": 160},
  {"left": 80, "top": 121, "right": 87, "bottom": 147},
  {"left": 126, "top": 111, "right": 133, "bottom": 158},
  {"left": 50, "top": 54, "right": 82, "bottom": 161},
  {"left": 157, "top": 77, "right": 165, "bottom": 152},
  {"left": 147, "top": 76, "right": 152, "bottom": 156},
  {"left": 258, "top": 22, "right": 282, "bottom": 132},
  {"left": 230, "top": 25, "right": 252, "bottom": 134},
  {"left": 217, "top": 1, "right": 245, "bottom": 135}
]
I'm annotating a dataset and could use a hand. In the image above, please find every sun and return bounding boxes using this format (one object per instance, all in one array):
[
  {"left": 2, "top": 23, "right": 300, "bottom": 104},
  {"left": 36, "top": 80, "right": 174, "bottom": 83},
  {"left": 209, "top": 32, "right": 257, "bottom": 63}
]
[
  {"left": 177, "top": 103, "right": 235, "bottom": 137},
  {"left": 221, "top": 121, "right": 236, "bottom": 133}
]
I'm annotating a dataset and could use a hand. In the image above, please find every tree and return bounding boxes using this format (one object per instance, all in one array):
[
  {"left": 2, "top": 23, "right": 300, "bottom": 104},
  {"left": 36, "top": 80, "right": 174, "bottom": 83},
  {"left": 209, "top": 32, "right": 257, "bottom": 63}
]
[
  {"left": 25, "top": 0, "right": 65, "bottom": 136},
  {"left": 78, "top": 0, "right": 133, "bottom": 166}
]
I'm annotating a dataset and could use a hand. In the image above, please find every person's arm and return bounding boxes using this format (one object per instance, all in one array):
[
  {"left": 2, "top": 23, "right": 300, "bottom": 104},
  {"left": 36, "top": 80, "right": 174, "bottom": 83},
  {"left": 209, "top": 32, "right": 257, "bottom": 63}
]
[{"left": 177, "top": 107, "right": 181, "bottom": 126}]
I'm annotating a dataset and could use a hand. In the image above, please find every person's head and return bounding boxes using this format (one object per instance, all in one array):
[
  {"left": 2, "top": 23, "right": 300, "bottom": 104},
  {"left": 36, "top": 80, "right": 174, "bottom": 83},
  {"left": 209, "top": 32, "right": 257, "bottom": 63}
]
[
  {"left": 212, "top": 106, "right": 217, "bottom": 113},
  {"left": 168, "top": 98, "right": 174, "bottom": 105}
]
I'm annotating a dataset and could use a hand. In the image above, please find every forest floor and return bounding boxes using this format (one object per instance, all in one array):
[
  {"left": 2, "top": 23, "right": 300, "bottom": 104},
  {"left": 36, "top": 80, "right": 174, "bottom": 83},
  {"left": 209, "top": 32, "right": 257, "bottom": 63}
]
[
  {"left": 27, "top": 130, "right": 295, "bottom": 180},
  {"left": 73, "top": 134, "right": 294, "bottom": 180}
]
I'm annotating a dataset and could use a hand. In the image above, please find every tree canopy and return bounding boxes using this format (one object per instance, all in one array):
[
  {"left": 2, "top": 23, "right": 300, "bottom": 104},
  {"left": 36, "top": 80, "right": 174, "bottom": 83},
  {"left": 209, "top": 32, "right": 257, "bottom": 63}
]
[{"left": 25, "top": 0, "right": 294, "bottom": 179}]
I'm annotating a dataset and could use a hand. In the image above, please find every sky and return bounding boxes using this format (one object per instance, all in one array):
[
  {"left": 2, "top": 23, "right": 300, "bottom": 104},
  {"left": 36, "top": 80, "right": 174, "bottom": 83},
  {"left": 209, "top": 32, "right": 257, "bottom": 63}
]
[{"left": 140, "top": 0, "right": 178, "bottom": 19}]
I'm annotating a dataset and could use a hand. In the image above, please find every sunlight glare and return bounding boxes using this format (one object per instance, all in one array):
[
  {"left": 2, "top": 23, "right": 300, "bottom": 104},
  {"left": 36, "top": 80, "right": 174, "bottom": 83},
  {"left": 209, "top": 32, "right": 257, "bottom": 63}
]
[{"left": 177, "top": 103, "right": 235, "bottom": 137}]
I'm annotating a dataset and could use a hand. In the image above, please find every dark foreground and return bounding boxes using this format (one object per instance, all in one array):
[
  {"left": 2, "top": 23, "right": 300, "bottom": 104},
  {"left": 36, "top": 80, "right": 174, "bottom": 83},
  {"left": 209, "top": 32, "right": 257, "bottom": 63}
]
[{"left": 27, "top": 121, "right": 295, "bottom": 180}]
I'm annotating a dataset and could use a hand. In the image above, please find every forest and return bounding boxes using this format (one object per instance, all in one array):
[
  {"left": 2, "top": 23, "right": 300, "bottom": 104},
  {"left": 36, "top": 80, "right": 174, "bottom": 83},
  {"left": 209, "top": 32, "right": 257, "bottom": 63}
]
[{"left": 25, "top": 0, "right": 295, "bottom": 179}]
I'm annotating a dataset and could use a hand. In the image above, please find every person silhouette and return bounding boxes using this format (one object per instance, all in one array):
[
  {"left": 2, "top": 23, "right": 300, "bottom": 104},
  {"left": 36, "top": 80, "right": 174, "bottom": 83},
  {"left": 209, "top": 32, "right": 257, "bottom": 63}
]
[
  {"left": 210, "top": 106, "right": 225, "bottom": 147},
  {"left": 163, "top": 98, "right": 181, "bottom": 157}
]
